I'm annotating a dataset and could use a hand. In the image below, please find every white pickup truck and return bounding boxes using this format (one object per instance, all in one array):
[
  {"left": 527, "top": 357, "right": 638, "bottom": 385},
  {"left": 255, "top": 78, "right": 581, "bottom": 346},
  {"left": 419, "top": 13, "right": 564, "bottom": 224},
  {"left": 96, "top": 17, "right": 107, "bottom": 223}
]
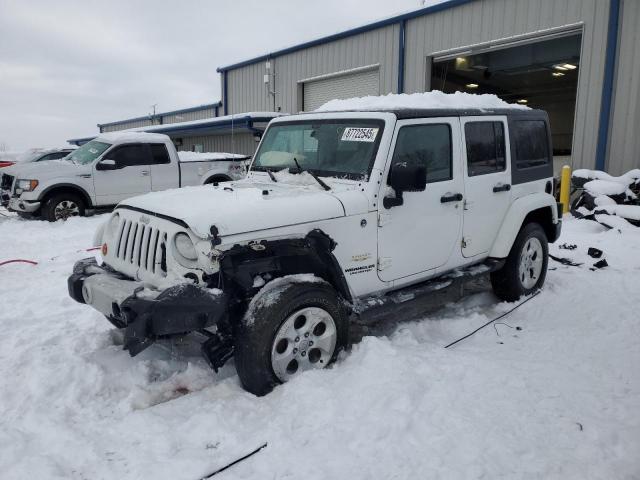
[{"left": 1, "top": 132, "right": 249, "bottom": 221}]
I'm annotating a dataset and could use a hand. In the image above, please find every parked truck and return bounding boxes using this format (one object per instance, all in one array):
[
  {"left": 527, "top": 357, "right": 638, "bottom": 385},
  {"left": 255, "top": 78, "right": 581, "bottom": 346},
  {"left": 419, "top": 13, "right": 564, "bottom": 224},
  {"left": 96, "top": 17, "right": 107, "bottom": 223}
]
[
  {"left": 69, "top": 106, "right": 562, "bottom": 396},
  {"left": 1, "top": 132, "right": 249, "bottom": 221}
]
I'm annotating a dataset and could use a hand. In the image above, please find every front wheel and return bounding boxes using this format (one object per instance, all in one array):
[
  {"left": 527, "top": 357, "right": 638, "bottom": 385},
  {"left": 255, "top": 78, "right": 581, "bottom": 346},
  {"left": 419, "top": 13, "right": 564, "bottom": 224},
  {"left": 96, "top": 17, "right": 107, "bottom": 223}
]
[
  {"left": 490, "top": 222, "right": 549, "bottom": 302},
  {"left": 234, "top": 280, "right": 349, "bottom": 396},
  {"left": 42, "top": 193, "right": 85, "bottom": 222}
]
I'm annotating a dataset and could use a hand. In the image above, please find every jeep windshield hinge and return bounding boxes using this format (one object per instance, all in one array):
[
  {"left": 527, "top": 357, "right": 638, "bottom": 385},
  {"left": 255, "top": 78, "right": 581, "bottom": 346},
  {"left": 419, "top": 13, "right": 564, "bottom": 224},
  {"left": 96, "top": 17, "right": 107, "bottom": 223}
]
[{"left": 378, "top": 213, "right": 391, "bottom": 227}]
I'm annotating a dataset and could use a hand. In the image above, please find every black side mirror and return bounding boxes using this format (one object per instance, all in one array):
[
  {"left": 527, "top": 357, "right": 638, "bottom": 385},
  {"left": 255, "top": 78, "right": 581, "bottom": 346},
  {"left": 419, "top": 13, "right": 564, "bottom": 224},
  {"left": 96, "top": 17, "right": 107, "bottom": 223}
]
[
  {"left": 383, "top": 163, "right": 427, "bottom": 208},
  {"left": 96, "top": 159, "right": 118, "bottom": 171}
]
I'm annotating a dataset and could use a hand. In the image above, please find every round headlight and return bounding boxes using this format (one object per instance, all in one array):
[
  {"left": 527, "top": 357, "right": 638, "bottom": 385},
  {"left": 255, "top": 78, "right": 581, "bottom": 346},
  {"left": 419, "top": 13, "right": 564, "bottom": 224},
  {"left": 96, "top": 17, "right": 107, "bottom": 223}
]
[{"left": 174, "top": 233, "right": 198, "bottom": 261}]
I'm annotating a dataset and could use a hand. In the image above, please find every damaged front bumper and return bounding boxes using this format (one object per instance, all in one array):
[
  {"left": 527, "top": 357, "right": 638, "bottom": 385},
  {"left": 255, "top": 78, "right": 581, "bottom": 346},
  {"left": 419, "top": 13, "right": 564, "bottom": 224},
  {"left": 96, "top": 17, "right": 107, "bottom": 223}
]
[
  {"left": 68, "top": 258, "right": 230, "bottom": 362},
  {"left": 7, "top": 196, "right": 40, "bottom": 213}
]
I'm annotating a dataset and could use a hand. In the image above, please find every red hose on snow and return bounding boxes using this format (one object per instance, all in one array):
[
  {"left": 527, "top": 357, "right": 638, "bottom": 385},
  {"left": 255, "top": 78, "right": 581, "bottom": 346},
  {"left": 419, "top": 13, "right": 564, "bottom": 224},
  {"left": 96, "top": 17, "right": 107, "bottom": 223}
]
[{"left": 0, "top": 259, "right": 39, "bottom": 267}]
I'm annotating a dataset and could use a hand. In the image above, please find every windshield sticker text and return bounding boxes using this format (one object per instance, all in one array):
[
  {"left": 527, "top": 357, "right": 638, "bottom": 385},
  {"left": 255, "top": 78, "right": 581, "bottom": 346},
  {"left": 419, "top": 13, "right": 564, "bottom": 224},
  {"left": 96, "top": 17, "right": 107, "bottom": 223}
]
[{"left": 341, "top": 127, "right": 378, "bottom": 142}]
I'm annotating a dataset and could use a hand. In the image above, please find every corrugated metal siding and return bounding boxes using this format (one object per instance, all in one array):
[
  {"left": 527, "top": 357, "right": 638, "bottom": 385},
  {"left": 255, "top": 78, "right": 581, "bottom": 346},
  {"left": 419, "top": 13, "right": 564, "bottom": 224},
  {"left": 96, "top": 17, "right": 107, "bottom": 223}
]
[
  {"left": 101, "top": 119, "right": 155, "bottom": 133},
  {"left": 608, "top": 0, "right": 640, "bottom": 174},
  {"left": 226, "top": 62, "right": 274, "bottom": 114},
  {"left": 226, "top": 24, "right": 399, "bottom": 114},
  {"left": 175, "top": 133, "right": 257, "bottom": 156},
  {"left": 403, "top": 0, "right": 610, "bottom": 171},
  {"left": 163, "top": 107, "right": 216, "bottom": 124}
]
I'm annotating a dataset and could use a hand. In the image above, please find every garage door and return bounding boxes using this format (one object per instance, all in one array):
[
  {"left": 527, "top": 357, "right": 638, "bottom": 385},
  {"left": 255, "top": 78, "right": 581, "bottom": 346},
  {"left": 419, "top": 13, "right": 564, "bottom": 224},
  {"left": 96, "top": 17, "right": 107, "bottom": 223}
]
[{"left": 303, "top": 68, "right": 380, "bottom": 111}]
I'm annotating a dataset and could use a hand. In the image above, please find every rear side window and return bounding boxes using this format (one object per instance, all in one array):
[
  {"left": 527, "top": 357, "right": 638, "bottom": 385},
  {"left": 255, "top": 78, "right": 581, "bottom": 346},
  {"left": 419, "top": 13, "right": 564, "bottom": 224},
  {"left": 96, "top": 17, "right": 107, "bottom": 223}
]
[
  {"left": 150, "top": 144, "right": 171, "bottom": 164},
  {"left": 392, "top": 124, "right": 452, "bottom": 183},
  {"left": 465, "top": 121, "right": 505, "bottom": 176},
  {"left": 38, "top": 152, "right": 69, "bottom": 161},
  {"left": 512, "top": 120, "right": 550, "bottom": 169},
  {"left": 109, "top": 144, "right": 153, "bottom": 167}
]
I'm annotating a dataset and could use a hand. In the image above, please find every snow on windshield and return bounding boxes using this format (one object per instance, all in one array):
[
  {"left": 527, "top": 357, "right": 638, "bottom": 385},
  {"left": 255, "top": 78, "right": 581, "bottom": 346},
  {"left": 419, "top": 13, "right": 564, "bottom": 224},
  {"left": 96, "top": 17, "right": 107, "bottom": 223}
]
[
  {"left": 316, "top": 90, "right": 530, "bottom": 112},
  {"left": 252, "top": 119, "right": 384, "bottom": 180},
  {"left": 67, "top": 140, "right": 111, "bottom": 165}
]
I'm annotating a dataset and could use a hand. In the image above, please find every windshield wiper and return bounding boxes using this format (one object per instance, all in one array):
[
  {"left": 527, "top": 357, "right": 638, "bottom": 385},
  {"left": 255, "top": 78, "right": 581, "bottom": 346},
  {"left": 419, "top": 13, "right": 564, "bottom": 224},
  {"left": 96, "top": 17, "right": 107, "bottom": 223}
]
[
  {"left": 292, "top": 157, "right": 331, "bottom": 191},
  {"left": 266, "top": 168, "right": 277, "bottom": 182}
]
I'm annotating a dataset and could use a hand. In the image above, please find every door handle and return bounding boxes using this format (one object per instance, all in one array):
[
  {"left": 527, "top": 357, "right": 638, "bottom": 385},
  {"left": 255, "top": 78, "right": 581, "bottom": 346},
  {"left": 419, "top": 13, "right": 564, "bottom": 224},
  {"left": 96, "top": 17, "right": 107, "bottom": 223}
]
[
  {"left": 440, "top": 193, "right": 463, "bottom": 203},
  {"left": 141, "top": 170, "right": 150, "bottom": 176},
  {"left": 493, "top": 183, "right": 511, "bottom": 193}
]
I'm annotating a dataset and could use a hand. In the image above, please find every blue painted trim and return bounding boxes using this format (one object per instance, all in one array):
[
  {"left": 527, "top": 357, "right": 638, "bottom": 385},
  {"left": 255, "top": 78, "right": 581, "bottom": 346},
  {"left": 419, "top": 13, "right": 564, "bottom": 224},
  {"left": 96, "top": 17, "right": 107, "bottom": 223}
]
[
  {"left": 216, "top": 0, "right": 475, "bottom": 72},
  {"left": 223, "top": 71, "right": 229, "bottom": 116},
  {"left": 397, "top": 19, "right": 406, "bottom": 93},
  {"left": 70, "top": 115, "right": 278, "bottom": 145},
  {"left": 595, "top": 0, "right": 621, "bottom": 171},
  {"left": 97, "top": 102, "right": 222, "bottom": 128}
]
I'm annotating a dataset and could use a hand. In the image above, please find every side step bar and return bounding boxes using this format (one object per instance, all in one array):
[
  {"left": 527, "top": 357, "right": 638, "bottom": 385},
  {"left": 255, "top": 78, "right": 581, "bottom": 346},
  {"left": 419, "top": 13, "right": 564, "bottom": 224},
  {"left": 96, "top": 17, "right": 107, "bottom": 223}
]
[{"left": 352, "top": 258, "right": 505, "bottom": 325}]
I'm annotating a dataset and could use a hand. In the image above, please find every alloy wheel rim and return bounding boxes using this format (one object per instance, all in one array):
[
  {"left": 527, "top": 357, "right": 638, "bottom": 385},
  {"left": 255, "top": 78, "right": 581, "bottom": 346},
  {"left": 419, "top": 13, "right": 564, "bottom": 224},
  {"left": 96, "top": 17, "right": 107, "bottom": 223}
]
[
  {"left": 519, "top": 237, "right": 543, "bottom": 289},
  {"left": 270, "top": 306, "right": 337, "bottom": 382},
  {"left": 54, "top": 200, "right": 79, "bottom": 220}
]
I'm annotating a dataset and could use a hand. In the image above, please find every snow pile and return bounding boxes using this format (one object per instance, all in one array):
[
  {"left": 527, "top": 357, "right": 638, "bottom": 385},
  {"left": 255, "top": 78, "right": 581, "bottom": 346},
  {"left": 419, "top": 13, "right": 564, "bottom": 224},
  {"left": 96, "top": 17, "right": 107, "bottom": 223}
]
[
  {"left": 1, "top": 212, "right": 639, "bottom": 478},
  {"left": 571, "top": 168, "right": 640, "bottom": 227},
  {"left": 177, "top": 151, "right": 248, "bottom": 162},
  {"left": 316, "top": 91, "right": 530, "bottom": 112}
]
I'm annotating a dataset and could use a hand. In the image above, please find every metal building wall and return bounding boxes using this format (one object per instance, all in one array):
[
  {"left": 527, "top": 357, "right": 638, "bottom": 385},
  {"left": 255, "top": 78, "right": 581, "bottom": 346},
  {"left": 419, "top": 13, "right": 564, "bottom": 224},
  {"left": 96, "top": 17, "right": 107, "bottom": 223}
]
[
  {"left": 226, "top": 62, "right": 276, "bottom": 113},
  {"left": 175, "top": 133, "right": 257, "bottom": 156},
  {"left": 225, "top": 24, "right": 400, "bottom": 114},
  {"left": 403, "top": 0, "right": 610, "bottom": 171},
  {"left": 163, "top": 107, "right": 216, "bottom": 124},
  {"left": 101, "top": 119, "right": 155, "bottom": 133},
  {"left": 608, "top": 0, "right": 640, "bottom": 174}
]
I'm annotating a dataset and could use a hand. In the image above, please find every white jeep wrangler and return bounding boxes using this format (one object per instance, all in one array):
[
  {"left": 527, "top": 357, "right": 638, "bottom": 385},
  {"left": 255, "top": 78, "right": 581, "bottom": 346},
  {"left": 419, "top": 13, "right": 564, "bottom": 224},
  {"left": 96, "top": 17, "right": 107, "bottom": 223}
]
[{"left": 69, "top": 106, "right": 561, "bottom": 395}]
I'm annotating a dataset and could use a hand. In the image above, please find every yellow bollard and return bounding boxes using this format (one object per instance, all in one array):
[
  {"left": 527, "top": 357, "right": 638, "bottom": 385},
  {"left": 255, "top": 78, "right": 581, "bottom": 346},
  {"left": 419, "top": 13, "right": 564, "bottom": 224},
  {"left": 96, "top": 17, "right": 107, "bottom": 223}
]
[{"left": 559, "top": 165, "right": 571, "bottom": 215}]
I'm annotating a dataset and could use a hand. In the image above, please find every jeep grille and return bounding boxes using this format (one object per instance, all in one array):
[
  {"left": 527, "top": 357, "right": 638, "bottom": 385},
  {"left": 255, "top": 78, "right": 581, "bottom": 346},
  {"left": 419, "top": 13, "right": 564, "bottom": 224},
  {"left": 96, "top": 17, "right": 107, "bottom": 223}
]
[{"left": 114, "top": 217, "right": 167, "bottom": 276}]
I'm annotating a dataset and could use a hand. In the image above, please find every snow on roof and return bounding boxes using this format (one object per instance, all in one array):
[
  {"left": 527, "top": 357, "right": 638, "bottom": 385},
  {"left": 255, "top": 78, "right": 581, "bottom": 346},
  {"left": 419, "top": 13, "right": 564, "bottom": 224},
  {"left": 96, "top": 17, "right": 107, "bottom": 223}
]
[
  {"left": 315, "top": 91, "right": 530, "bottom": 112},
  {"left": 177, "top": 151, "right": 249, "bottom": 162},
  {"left": 95, "top": 131, "right": 171, "bottom": 144}
]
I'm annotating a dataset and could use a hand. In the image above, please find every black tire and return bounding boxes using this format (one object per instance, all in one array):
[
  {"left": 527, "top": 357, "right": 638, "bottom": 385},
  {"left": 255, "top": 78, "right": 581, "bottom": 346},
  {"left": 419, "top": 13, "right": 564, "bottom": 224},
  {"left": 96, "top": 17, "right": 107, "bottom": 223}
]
[
  {"left": 42, "top": 193, "right": 85, "bottom": 222},
  {"left": 490, "top": 222, "right": 549, "bottom": 302},
  {"left": 234, "top": 281, "right": 349, "bottom": 396}
]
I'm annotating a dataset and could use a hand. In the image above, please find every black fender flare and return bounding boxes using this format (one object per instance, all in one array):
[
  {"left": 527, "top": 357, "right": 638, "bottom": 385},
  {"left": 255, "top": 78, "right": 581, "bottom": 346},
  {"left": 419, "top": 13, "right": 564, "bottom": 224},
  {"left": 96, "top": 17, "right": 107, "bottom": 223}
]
[
  {"left": 217, "top": 229, "right": 352, "bottom": 304},
  {"left": 38, "top": 183, "right": 93, "bottom": 208}
]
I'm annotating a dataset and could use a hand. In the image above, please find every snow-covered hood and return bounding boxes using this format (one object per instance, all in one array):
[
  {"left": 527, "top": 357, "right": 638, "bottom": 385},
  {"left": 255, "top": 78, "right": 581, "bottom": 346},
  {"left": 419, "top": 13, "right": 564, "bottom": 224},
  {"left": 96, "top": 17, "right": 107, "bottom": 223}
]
[
  {"left": 119, "top": 178, "right": 354, "bottom": 238},
  {"left": 2, "top": 159, "right": 87, "bottom": 179}
]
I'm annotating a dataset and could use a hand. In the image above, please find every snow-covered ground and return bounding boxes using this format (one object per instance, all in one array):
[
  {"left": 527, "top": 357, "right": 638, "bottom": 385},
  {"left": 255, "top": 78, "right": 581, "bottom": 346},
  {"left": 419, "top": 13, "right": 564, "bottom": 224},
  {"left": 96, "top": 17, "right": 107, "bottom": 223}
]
[{"left": 0, "top": 210, "right": 638, "bottom": 479}]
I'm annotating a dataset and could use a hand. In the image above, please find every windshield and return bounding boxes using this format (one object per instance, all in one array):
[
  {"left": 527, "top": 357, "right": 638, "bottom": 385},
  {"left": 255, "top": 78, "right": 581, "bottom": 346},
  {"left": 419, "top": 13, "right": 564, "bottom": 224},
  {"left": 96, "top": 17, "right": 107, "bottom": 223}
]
[
  {"left": 67, "top": 140, "right": 111, "bottom": 165},
  {"left": 252, "top": 119, "right": 384, "bottom": 180}
]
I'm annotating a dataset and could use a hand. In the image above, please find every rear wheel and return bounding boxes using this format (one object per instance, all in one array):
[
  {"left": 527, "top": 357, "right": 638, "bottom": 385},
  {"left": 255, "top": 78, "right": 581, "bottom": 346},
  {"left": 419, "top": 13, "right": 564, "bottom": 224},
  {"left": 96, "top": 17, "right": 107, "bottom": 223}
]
[
  {"left": 42, "top": 193, "right": 85, "bottom": 222},
  {"left": 234, "top": 281, "right": 349, "bottom": 396},
  {"left": 491, "top": 222, "right": 548, "bottom": 302}
]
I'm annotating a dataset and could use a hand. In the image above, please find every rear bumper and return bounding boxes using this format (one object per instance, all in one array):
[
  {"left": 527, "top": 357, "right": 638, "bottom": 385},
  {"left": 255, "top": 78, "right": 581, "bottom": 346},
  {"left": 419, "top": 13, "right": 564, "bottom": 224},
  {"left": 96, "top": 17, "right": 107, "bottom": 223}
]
[
  {"left": 68, "top": 258, "right": 229, "bottom": 356},
  {"left": 7, "top": 197, "right": 40, "bottom": 213}
]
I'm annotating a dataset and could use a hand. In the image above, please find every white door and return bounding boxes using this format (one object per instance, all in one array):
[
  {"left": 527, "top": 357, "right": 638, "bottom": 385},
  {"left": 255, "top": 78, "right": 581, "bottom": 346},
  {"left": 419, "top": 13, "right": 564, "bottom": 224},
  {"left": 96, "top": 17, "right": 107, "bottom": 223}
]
[
  {"left": 303, "top": 68, "right": 379, "bottom": 111},
  {"left": 460, "top": 116, "right": 512, "bottom": 258},
  {"left": 377, "top": 118, "right": 464, "bottom": 282},
  {"left": 148, "top": 143, "right": 178, "bottom": 191},
  {"left": 93, "top": 144, "right": 153, "bottom": 205}
]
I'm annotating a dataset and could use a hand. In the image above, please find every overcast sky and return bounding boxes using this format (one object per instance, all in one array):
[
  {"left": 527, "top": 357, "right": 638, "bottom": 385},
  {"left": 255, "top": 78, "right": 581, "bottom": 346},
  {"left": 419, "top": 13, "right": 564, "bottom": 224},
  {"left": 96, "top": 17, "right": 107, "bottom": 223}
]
[{"left": 0, "top": 0, "right": 443, "bottom": 151}]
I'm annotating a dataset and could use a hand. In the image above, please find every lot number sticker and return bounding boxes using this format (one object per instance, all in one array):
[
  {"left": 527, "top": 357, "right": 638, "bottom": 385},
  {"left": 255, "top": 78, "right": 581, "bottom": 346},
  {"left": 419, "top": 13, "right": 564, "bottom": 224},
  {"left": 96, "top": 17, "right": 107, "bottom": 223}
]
[{"left": 341, "top": 127, "right": 379, "bottom": 142}]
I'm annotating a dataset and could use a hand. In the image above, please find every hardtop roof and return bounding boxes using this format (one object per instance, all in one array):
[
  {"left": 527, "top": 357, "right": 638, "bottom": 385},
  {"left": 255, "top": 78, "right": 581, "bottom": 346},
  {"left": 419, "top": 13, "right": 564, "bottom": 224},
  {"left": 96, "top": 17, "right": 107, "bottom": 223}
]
[{"left": 279, "top": 107, "right": 547, "bottom": 120}]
